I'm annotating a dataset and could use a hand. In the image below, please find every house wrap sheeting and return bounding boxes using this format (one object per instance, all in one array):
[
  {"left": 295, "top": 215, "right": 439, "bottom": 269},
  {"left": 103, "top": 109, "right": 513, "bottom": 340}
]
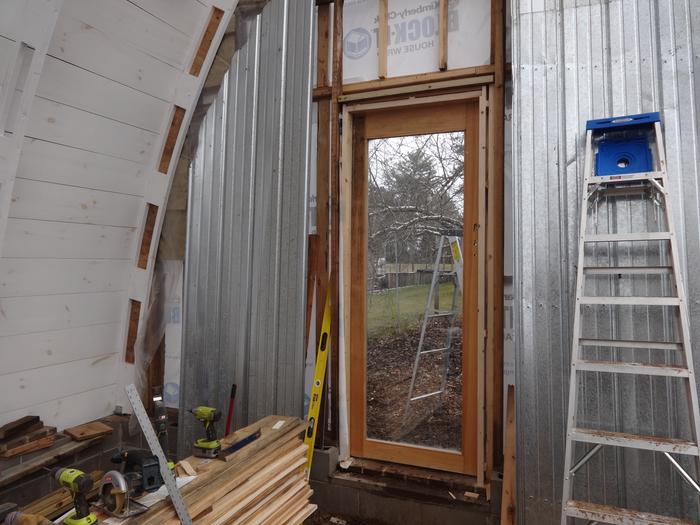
[
  {"left": 512, "top": 0, "right": 700, "bottom": 522},
  {"left": 178, "top": 0, "right": 313, "bottom": 459}
]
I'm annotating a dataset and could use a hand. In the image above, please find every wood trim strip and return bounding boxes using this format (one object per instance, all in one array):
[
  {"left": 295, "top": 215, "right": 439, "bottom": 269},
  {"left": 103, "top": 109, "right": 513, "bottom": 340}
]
[
  {"left": 378, "top": 0, "right": 388, "bottom": 79},
  {"left": 125, "top": 299, "right": 141, "bottom": 364},
  {"left": 190, "top": 7, "right": 225, "bottom": 76},
  {"left": 158, "top": 106, "right": 186, "bottom": 174},
  {"left": 438, "top": 0, "right": 448, "bottom": 71},
  {"left": 137, "top": 203, "right": 158, "bottom": 270}
]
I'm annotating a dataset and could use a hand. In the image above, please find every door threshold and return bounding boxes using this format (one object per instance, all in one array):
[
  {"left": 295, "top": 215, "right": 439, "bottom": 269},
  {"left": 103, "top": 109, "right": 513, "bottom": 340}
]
[{"left": 334, "top": 457, "right": 488, "bottom": 506}]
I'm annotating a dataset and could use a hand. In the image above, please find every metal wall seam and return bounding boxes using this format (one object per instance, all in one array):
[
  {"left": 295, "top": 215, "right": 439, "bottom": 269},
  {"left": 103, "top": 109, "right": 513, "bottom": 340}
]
[
  {"left": 513, "top": 0, "right": 700, "bottom": 522},
  {"left": 179, "top": 0, "right": 312, "bottom": 459}
]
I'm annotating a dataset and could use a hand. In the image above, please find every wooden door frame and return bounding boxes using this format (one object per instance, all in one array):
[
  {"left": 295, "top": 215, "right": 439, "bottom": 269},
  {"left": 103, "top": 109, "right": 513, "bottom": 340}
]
[{"left": 341, "top": 90, "right": 488, "bottom": 479}]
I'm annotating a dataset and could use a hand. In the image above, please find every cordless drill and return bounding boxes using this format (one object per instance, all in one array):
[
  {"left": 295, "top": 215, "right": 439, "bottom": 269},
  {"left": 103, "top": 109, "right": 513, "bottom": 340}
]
[
  {"left": 189, "top": 406, "right": 221, "bottom": 458},
  {"left": 54, "top": 468, "right": 98, "bottom": 525}
]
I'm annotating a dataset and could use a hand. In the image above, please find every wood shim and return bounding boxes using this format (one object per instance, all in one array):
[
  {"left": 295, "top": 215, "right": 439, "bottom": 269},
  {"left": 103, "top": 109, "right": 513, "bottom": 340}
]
[
  {"left": 130, "top": 416, "right": 312, "bottom": 525},
  {"left": 190, "top": 7, "right": 224, "bottom": 76},
  {"left": 125, "top": 299, "right": 141, "bottom": 363},
  {"left": 138, "top": 203, "right": 159, "bottom": 269},
  {"left": 158, "top": 106, "right": 186, "bottom": 174}
]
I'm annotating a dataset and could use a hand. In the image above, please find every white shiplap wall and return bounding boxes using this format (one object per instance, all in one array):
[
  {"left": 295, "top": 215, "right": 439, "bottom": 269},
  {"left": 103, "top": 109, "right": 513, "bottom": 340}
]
[{"left": 0, "top": 0, "right": 237, "bottom": 429}]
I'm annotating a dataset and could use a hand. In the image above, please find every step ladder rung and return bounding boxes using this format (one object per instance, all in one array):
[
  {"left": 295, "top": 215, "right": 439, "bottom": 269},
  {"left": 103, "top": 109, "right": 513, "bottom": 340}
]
[
  {"left": 584, "top": 232, "right": 671, "bottom": 242},
  {"left": 570, "top": 428, "right": 699, "bottom": 455},
  {"left": 409, "top": 390, "right": 443, "bottom": 402},
  {"left": 565, "top": 500, "right": 694, "bottom": 525},
  {"left": 419, "top": 347, "right": 447, "bottom": 355},
  {"left": 586, "top": 171, "right": 665, "bottom": 184},
  {"left": 583, "top": 265, "right": 673, "bottom": 276},
  {"left": 578, "top": 338, "right": 682, "bottom": 351},
  {"left": 428, "top": 311, "right": 456, "bottom": 318},
  {"left": 579, "top": 296, "right": 679, "bottom": 306},
  {"left": 575, "top": 359, "right": 689, "bottom": 377}
]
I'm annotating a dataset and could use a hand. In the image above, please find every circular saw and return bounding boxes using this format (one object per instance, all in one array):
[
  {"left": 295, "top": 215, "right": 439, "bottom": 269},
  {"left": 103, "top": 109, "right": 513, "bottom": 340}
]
[{"left": 98, "top": 470, "right": 147, "bottom": 518}]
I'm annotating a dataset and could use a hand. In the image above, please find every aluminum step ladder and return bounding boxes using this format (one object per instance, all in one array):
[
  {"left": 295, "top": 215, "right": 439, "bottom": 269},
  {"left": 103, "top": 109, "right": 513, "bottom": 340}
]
[
  {"left": 562, "top": 112, "right": 700, "bottom": 524},
  {"left": 405, "top": 235, "right": 463, "bottom": 414}
]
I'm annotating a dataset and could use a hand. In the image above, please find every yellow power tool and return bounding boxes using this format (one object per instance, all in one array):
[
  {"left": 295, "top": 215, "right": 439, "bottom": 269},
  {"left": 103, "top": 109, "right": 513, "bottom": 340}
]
[
  {"left": 54, "top": 468, "right": 98, "bottom": 525},
  {"left": 189, "top": 406, "right": 221, "bottom": 458}
]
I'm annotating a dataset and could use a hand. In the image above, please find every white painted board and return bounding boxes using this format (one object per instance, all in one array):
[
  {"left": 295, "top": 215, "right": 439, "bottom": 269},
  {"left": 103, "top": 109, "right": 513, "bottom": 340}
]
[{"left": 343, "top": 0, "right": 491, "bottom": 83}]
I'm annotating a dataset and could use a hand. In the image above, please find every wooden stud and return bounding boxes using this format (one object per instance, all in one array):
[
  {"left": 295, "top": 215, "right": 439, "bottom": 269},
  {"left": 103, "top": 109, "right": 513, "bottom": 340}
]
[
  {"left": 315, "top": 2, "right": 332, "bottom": 442},
  {"left": 190, "top": 7, "right": 225, "bottom": 76},
  {"left": 500, "top": 385, "right": 516, "bottom": 525},
  {"left": 487, "top": 0, "right": 506, "bottom": 481},
  {"left": 125, "top": 299, "right": 141, "bottom": 364},
  {"left": 378, "top": 0, "right": 388, "bottom": 79},
  {"left": 159, "top": 106, "right": 186, "bottom": 174},
  {"left": 438, "top": 0, "right": 448, "bottom": 71},
  {"left": 138, "top": 203, "right": 159, "bottom": 269}
]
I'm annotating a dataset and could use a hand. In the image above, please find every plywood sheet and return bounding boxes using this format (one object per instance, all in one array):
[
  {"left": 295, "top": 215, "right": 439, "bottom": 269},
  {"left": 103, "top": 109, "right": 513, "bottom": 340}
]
[{"left": 64, "top": 421, "right": 113, "bottom": 441}]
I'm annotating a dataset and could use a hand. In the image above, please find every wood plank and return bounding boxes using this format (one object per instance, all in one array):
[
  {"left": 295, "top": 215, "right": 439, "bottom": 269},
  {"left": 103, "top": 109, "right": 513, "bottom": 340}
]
[
  {"left": 2, "top": 218, "right": 136, "bottom": 259},
  {"left": 128, "top": 0, "right": 208, "bottom": 37},
  {"left": 0, "top": 291, "right": 125, "bottom": 338},
  {"left": 10, "top": 179, "right": 143, "bottom": 228},
  {"left": 500, "top": 385, "right": 515, "bottom": 525},
  {"left": 125, "top": 299, "right": 141, "bottom": 364},
  {"left": 0, "top": 435, "right": 55, "bottom": 458},
  {"left": 283, "top": 503, "right": 317, "bottom": 525},
  {"left": 158, "top": 107, "right": 186, "bottom": 174},
  {"left": 304, "top": 234, "right": 319, "bottom": 347},
  {"left": 37, "top": 55, "right": 169, "bottom": 134},
  {"left": 190, "top": 7, "right": 224, "bottom": 76},
  {"left": 0, "top": 436, "right": 102, "bottom": 487},
  {"left": 0, "top": 426, "right": 55, "bottom": 452},
  {"left": 64, "top": 421, "right": 113, "bottom": 441},
  {"left": 0, "top": 259, "right": 129, "bottom": 298},
  {"left": 26, "top": 97, "right": 157, "bottom": 164},
  {"left": 138, "top": 203, "right": 159, "bottom": 268},
  {"left": 49, "top": 14, "right": 180, "bottom": 101},
  {"left": 0, "top": 415, "right": 40, "bottom": 440},
  {"left": 61, "top": 0, "right": 192, "bottom": 69},
  {"left": 0, "top": 355, "right": 117, "bottom": 414},
  {"left": 377, "top": 0, "right": 388, "bottom": 79},
  {"left": 18, "top": 138, "right": 146, "bottom": 196},
  {"left": 438, "top": 0, "right": 448, "bottom": 70}
]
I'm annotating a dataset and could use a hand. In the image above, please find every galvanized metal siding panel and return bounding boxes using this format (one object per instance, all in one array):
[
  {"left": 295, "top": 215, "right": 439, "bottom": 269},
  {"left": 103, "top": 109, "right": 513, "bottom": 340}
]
[
  {"left": 179, "top": 0, "right": 312, "bottom": 458},
  {"left": 513, "top": 0, "right": 700, "bottom": 522}
]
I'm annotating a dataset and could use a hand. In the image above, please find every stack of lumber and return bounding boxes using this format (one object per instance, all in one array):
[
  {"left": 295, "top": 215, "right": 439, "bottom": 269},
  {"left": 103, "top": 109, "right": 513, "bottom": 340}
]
[
  {"left": 0, "top": 417, "right": 56, "bottom": 459},
  {"left": 19, "top": 470, "right": 103, "bottom": 520},
  {"left": 133, "top": 415, "right": 316, "bottom": 525}
]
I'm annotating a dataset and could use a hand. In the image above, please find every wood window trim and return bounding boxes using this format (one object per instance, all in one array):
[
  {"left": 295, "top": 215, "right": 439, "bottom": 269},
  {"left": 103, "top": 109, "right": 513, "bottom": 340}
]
[{"left": 344, "top": 94, "right": 488, "bottom": 478}]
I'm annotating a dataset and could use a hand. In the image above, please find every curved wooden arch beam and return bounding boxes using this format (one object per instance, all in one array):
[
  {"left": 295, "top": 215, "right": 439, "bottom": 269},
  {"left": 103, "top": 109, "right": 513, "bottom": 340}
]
[
  {"left": 124, "top": 1, "right": 238, "bottom": 365},
  {"left": 0, "top": 0, "right": 63, "bottom": 257}
]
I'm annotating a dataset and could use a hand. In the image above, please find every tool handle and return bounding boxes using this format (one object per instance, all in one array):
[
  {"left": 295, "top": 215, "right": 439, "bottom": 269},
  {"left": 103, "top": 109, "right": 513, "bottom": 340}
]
[{"left": 225, "top": 384, "right": 237, "bottom": 435}]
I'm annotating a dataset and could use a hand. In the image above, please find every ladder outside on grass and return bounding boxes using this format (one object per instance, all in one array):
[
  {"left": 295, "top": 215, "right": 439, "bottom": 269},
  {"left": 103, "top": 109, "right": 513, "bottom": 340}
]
[
  {"left": 405, "top": 234, "right": 463, "bottom": 415},
  {"left": 562, "top": 112, "right": 700, "bottom": 524}
]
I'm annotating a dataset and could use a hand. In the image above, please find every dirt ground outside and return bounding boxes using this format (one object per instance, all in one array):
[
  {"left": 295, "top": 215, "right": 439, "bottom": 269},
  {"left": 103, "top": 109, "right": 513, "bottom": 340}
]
[{"left": 366, "top": 283, "right": 463, "bottom": 451}]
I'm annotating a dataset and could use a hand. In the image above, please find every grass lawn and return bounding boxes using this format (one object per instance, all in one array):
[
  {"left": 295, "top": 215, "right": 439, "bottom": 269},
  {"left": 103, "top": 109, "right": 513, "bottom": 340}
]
[{"left": 367, "top": 282, "right": 458, "bottom": 340}]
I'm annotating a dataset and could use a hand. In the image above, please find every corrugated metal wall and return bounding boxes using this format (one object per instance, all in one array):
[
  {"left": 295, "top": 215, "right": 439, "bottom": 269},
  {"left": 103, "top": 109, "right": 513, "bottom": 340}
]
[
  {"left": 512, "top": 0, "right": 700, "bottom": 522},
  {"left": 178, "top": 0, "right": 313, "bottom": 458}
]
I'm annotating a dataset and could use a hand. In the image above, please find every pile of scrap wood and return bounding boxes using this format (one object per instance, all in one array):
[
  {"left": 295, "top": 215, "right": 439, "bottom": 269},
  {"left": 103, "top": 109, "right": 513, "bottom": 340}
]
[
  {"left": 133, "top": 415, "right": 316, "bottom": 525},
  {"left": 0, "top": 416, "right": 56, "bottom": 459}
]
